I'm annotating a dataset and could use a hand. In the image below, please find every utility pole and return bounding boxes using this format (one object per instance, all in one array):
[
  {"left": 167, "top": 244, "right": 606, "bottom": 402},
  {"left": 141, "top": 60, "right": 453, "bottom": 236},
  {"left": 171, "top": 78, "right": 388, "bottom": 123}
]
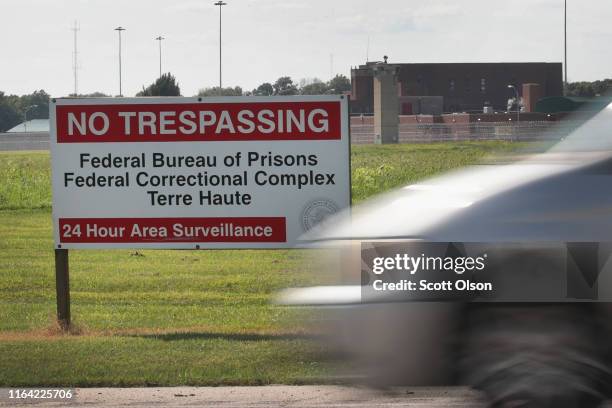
[
  {"left": 71, "top": 21, "right": 80, "bottom": 96},
  {"left": 155, "top": 36, "right": 165, "bottom": 78},
  {"left": 214, "top": 1, "right": 227, "bottom": 89},
  {"left": 564, "top": 0, "right": 568, "bottom": 90},
  {"left": 114, "top": 26, "right": 126, "bottom": 96}
]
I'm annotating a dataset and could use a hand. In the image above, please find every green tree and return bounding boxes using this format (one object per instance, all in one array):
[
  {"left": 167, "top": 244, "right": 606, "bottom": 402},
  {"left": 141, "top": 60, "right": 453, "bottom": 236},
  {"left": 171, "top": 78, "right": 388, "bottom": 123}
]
[
  {"left": 136, "top": 73, "right": 181, "bottom": 96},
  {"left": 565, "top": 82, "right": 595, "bottom": 97},
  {"left": 19, "top": 90, "right": 50, "bottom": 120},
  {"left": 0, "top": 90, "right": 51, "bottom": 132},
  {"left": 300, "top": 79, "right": 329, "bottom": 95},
  {"left": 252, "top": 82, "right": 273, "bottom": 96},
  {"left": 326, "top": 74, "right": 351, "bottom": 94},
  {"left": 565, "top": 79, "right": 612, "bottom": 97},
  {"left": 68, "top": 92, "right": 110, "bottom": 97},
  {"left": 0, "top": 92, "right": 21, "bottom": 132},
  {"left": 197, "top": 86, "right": 243, "bottom": 97},
  {"left": 591, "top": 79, "right": 612, "bottom": 96},
  {"left": 273, "top": 77, "right": 298, "bottom": 95}
]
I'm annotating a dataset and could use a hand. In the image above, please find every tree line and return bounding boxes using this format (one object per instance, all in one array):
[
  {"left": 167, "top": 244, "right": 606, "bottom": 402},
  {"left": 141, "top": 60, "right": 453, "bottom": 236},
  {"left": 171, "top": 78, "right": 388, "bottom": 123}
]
[
  {"left": 0, "top": 74, "right": 351, "bottom": 132},
  {"left": 135, "top": 73, "right": 351, "bottom": 97},
  {"left": 565, "top": 79, "right": 612, "bottom": 98},
  {"left": 0, "top": 90, "right": 52, "bottom": 133},
  {"left": 196, "top": 75, "right": 351, "bottom": 97},
  {"left": 6, "top": 74, "right": 609, "bottom": 132}
]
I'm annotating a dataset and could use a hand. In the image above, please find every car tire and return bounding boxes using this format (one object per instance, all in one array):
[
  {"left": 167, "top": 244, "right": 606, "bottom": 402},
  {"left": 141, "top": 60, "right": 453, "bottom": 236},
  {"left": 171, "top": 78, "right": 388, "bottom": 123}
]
[{"left": 458, "top": 303, "right": 611, "bottom": 408}]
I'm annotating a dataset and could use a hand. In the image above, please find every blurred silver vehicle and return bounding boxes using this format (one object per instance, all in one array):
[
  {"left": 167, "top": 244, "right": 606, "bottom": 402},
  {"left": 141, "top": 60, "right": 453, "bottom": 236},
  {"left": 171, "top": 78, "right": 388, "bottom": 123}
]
[{"left": 279, "top": 105, "right": 612, "bottom": 408}]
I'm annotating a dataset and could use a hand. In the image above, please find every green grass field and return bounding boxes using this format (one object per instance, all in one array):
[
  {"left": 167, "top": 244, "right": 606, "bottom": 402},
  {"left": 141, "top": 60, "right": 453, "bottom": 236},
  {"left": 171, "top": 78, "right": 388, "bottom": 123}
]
[{"left": 0, "top": 142, "right": 524, "bottom": 386}]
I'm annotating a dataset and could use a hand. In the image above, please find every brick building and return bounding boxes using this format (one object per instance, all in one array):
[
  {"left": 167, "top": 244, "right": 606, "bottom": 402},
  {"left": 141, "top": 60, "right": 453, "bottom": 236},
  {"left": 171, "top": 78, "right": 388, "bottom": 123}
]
[{"left": 350, "top": 62, "right": 563, "bottom": 114}]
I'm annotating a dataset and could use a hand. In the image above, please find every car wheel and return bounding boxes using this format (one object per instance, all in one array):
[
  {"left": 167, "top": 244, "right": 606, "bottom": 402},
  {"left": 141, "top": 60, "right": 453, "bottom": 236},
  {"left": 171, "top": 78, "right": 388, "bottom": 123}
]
[{"left": 458, "top": 303, "right": 611, "bottom": 408}]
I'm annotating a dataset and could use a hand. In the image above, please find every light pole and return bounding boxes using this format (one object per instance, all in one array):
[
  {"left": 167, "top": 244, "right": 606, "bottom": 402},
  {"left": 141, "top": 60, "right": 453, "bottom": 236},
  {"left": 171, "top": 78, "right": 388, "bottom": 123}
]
[
  {"left": 155, "top": 36, "right": 164, "bottom": 78},
  {"left": 23, "top": 105, "right": 38, "bottom": 133},
  {"left": 564, "top": 0, "right": 568, "bottom": 90},
  {"left": 214, "top": 1, "right": 227, "bottom": 89},
  {"left": 114, "top": 26, "right": 126, "bottom": 96},
  {"left": 507, "top": 84, "right": 520, "bottom": 123}
]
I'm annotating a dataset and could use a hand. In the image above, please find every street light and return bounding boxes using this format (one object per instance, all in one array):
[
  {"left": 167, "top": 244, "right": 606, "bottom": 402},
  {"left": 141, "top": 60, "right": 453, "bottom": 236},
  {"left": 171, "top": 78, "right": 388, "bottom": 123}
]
[
  {"left": 155, "top": 36, "right": 165, "bottom": 78},
  {"left": 23, "top": 105, "right": 38, "bottom": 133},
  {"left": 114, "top": 26, "right": 126, "bottom": 96},
  {"left": 507, "top": 84, "right": 520, "bottom": 123},
  {"left": 564, "top": 0, "right": 568, "bottom": 89},
  {"left": 214, "top": 1, "right": 227, "bottom": 89}
]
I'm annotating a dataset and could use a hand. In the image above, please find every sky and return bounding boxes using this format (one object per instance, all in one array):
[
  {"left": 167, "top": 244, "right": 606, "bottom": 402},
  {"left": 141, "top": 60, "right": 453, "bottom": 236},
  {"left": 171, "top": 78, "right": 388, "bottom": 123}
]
[{"left": 2, "top": 0, "right": 611, "bottom": 97}]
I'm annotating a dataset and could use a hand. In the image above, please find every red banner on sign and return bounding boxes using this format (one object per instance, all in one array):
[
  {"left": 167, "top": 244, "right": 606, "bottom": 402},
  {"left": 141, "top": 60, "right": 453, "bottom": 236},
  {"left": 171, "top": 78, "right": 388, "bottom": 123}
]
[
  {"left": 55, "top": 101, "right": 342, "bottom": 143},
  {"left": 59, "top": 217, "right": 286, "bottom": 243}
]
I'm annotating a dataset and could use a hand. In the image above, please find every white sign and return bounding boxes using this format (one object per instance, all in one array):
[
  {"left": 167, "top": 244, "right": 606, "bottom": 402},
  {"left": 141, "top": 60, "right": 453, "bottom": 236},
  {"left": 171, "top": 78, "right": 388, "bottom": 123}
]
[{"left": 50, "top": 96, "right": 350, "bottom": 249}]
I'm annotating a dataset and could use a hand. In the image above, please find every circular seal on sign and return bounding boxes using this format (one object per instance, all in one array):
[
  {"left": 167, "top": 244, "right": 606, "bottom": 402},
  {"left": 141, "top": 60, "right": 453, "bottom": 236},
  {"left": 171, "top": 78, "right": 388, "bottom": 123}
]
[{"left": 301, "top": 199, "right": 340, "bottom": 232}]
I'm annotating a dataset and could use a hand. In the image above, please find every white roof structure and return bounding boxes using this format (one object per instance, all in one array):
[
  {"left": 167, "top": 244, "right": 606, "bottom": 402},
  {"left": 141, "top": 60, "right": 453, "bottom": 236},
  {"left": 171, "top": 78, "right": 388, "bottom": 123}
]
[{"left": 7, "top": 119, "right": 50, "bottom": 133}]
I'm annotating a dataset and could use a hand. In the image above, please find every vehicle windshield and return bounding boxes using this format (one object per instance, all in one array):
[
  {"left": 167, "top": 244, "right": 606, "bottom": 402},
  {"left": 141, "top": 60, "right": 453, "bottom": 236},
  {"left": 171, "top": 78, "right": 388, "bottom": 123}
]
[{"left": 550, "top": 103, "right": 612, "bottom": 152}]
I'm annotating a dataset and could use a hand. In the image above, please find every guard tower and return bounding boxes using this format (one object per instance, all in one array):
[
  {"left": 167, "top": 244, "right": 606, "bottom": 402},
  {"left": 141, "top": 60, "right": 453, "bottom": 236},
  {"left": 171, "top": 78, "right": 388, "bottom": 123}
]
[{"left": 373, "top": 58, "right": 399, "bottom": 144}]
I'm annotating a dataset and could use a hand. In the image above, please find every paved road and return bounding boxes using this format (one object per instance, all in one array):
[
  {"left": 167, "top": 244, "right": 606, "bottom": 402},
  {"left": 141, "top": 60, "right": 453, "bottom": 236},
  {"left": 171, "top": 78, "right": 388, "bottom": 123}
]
[
  {"left": 0, "top": 132, "right": 49, "bottom": 151},
  {"left": 0, "top": 386, "right": 487, "bottom": 407}
]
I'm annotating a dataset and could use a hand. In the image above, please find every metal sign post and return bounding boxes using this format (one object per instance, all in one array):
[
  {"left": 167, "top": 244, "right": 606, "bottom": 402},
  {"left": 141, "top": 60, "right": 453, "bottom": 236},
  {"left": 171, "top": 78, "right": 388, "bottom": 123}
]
[{"left": 54, "top": 248, "right": 70, "bottom": 329}]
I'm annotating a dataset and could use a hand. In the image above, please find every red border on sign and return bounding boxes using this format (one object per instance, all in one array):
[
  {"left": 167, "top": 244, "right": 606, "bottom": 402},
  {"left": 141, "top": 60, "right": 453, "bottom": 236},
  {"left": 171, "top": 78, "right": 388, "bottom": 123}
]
[
  {"left": 59, "top": 217, "right": 286, "bottom": 243},
  {"left": 55, "top": 101, "right": 342, "bottom": 143}
]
